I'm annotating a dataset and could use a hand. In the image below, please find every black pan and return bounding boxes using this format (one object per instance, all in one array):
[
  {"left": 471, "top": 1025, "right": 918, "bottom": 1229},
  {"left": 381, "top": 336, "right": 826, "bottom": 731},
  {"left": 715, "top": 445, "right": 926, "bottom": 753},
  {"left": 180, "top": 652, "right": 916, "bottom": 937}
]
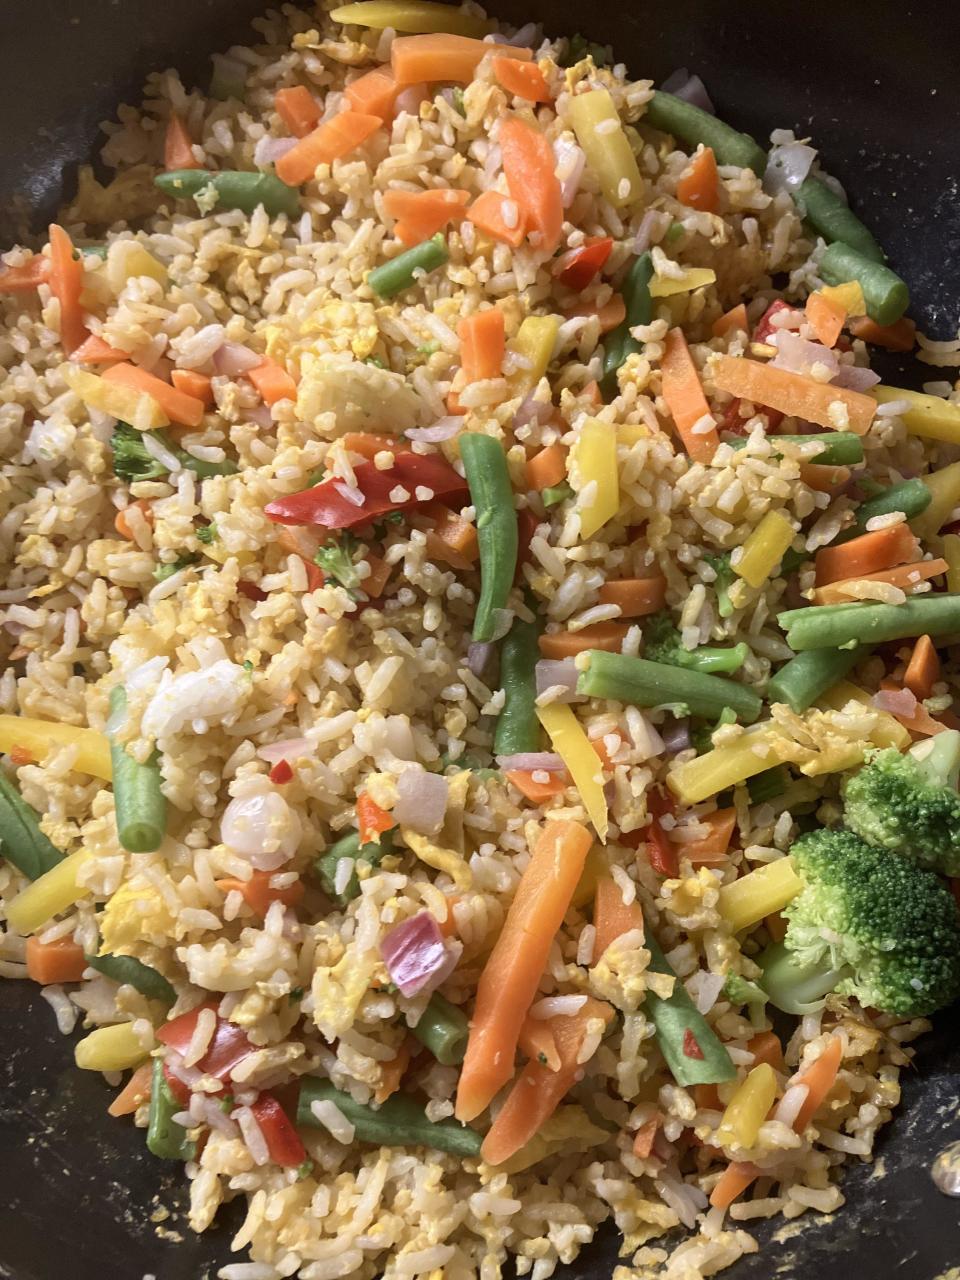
[{"left": 1, "top": 2, "right": 959, "bottom": 1276}]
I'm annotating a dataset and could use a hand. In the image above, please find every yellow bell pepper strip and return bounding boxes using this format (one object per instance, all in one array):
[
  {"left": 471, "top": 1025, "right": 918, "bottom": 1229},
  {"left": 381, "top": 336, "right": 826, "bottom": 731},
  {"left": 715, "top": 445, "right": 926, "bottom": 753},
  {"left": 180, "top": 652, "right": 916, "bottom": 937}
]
[
  {"left": 820, "top": 280, "right": 865, "bottom": 317},
  {"left": 62, "top": 366, "right": 169, "bottom": 432},
  {"left": 536, "top": 703, "right": 608, "bottom": 841},
  {"left": 816, "top": 680, "right": 910, "bottom": 750},
  {"left": 944, "top": 534, "right": 960, "bottom": 593},
  {"left": 566, "top": 88, "right": 642, "bottom": 210},
  {"left": 667, "top": 723, "right": 792, "bottom": 805},
  {"left": 507, "top": 315, "right": 559, "bottom": 397},
  {"left": 330, "top": 0, "right": 492, "bottom": 35},
  {"left": 717, "top": 857, "right": 803, "bottom": 933},
  {"left": 715, "top": 1062, "right": 778, "bottom": 1149},
  {"left": 74, "top": 1021, "right": 153, "bottom": 1073},
  {"left": 733, "top": 510, "right": 796, "bottom": 589},
  {"left": 649, "top": 266, "right": 717, "bottom": 298},
  {"left": 874, "top": 385, "right": 960, "bottom": 444},
  {"left": 911, "top": 461, "right": 960, "bottom": 541},
  {"left": 570, "top": 418, "right": 618, "bottom": 540},
  {"left": 5, "top": 849, "right": 95, "bottom": 934},
  {"left": 0, "top": 715, "right": 112, "bottom": 780}
]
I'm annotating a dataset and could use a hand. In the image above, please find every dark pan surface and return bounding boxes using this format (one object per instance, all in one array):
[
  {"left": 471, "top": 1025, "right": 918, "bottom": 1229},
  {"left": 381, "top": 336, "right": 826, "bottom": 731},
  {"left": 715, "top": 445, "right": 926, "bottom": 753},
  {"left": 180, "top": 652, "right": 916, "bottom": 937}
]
[{"left": 1, "top": 1, "right": 959, "bottom": 1276}]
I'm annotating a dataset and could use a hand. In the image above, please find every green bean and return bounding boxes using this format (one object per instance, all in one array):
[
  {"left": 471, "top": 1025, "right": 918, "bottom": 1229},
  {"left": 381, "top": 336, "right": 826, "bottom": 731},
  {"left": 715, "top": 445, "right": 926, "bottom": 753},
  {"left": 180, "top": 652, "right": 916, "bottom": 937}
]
[
  {"left": 728, "top": 431, "right": 864, "bottom": 466},
  {"left": 493, "top": 610, "right": 541, "bottom": 756},
  {"left": 147, "top": 1058, "right": 196, "bottom": 1161},
  {"left": 643, "top": 922, "right": 736, "bottom": 1087},
  {"left": 367, "top": 233, "right": 449, "bottom": 299},
  {"left": 600, "top": 251, "right": 653, "bottom": 400},
  {"left": 778, "top": 594, "right": 960, "bottom": 652},
  {"left": 746, "top": 765, "right": 790, "bottom": 805},
  {"left": 85, "top": 951, "right": 176, "bottom": 1004},
  {"left": 108, "top": 686, "right": 166, "bottom": 854},
  {"left": 794, "top": 177, "right": 884, "bottom": 263},
  {"left": 767, "top": 644, "right": 869, "bottom": 714},
  {"left": 459, "top": 433, "right": 518, "bottom": 643},
  {"left": 411, "top": 993, "right": 469, "bottom": 1065},
  {"left": 643, "top": 91, "right": 767, "bottom": 175},
  {"left": 541, "top": 481, "right": 573, "bottom": 509},
  {"left": 0, "top": 769, "right": 63, "bottom": 881},
  {"left": 855, "top": 478, "right": 931, "bottom": 531},
  {"left": 578, "top": 650, "right": 762, "bottom": 724},
  {"left": 154, "top": 169, "right": 299, "bottom": 219},
  {"left": 314, "top": 827, "right": 394, "bottom": 903},
  {"left": 298, "top": 1078, "right": 482, "bottom": 1156},
  {"left": 819, "top": 241, "right": 909, "bottom": 326}
]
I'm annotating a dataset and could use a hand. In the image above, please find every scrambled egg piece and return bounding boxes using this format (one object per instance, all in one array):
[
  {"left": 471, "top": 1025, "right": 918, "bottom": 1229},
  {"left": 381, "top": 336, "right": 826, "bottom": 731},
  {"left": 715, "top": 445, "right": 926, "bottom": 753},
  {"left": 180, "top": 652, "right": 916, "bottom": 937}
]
[
  {"left": 99, "top": 879, "right": 176, "bottom": 954},
  {"left": 660, "top": 867, "right": 722, "bottom": 931},
  {"left": 401, "top": 827, "right": 472, "bottom": 891},
  {"left": 65, "top": 164, "right": 162, "bottom": 226},
  {"left": 312, "top": 949, "right": 378, "bottom": 1040},
  {"left": 590, "top": 932, "right": 671, "bottom": 1012}
]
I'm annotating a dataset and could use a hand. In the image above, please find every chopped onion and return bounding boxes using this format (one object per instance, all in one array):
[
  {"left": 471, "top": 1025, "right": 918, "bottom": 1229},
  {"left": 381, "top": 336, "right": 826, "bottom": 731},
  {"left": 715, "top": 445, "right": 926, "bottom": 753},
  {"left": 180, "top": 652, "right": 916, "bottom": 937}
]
[
  {"left": 773, "top": 1082, "right": 810, "bottom": 1128},
  {"left": 393, "top": 768, "right": 448, "bottom": 834},
  {"left": 246, "top": 402, "right": 276, "bottom": 429},
  {"left": 763, "top": 142, "right": 816, "bottom": 197},
  {"left": 655, "top": 1172, "right": 707, "bottom": 1229},
  {"left": 832, "top": 364, "right": 880, "bottom": 392},
  {"left": 553, "top": 137, "right": 586, "bottom": 209},
  {"left": 256, "top": 736, "right": 313, "bottom": 764},
  {"left": 873, "top": 687, "right": 918, "bottom": 718},
  {"left": 661, "top": 715, "right": 691, "bottom": 754},
  {"left": 467, "top": 641, "right": 498, "bottom": 683},
  {"left": 535, "top": 658, "right": 579, "bottom": 698},
  {"left": 220, "top": 791, "right": 302, "bottom": 870},
  {"left": 513, "top": 393, "right": 555, "bottom": 430},
  {"left": 496, "top": 751, "right": 565, "bottom": 772},
  {"left": 488, "top": 608, "right": 514, "bottom": 642},
  {"left": 770, "top": 330, "right": 839, "bottom": 378},
  {"left": 332, "top": 480, "right": 365, "bottom": 507},
  {"left": 633, "top": 209, "right": 664, "bottom": 256},
  {"left": 482, "top": 143, "right": 503, "bottom": 186},
  {"left": 214, "top": 341, "right": 262, "bottom": 377},
  {"left": 380, "top": 911, "right": 450, "bottom": 996},
  {"left": 254, "top": 135, "right": 299, "bottom": 169},
  {"left": 394, "top": 83, "right": 429, "bottom": 116},
  {"left": 506, "top": 22, "right": 539, "bottom": 47},
  {"left": 405, "top": 417, "right": 462, "bottom": 443},
  {"left": 660, "top": 68, "right": 714, "bottom": 115},
  {"left": 691, "top": 971, "right": 727, "bottom": 1015}
]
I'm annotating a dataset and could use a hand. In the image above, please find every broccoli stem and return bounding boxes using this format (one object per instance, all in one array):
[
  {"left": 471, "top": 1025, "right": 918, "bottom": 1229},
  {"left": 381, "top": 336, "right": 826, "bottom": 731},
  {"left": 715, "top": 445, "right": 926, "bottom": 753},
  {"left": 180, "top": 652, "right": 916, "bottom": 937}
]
[
  {"left": 778, "top": 595, "right": 960, "bottom": 651},
  {"left": 909, "top": 729, "right": 960, "bottom": 790},
  {"left": 672, "top": 641, "right": 749, "bottom": 676},
  {"left": 757, "top": 940, "right": 846, "bottom": 1015}
]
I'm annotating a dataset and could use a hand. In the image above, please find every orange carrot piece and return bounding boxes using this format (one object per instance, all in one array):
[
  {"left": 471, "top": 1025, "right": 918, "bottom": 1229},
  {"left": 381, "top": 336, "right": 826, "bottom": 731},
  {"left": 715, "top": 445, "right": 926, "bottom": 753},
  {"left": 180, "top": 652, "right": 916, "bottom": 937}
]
[
  {"left": 25, "top": 935, "right": 87, "bottom": 985},
  {"left": 710, "top": 1161, "right": 761, "bottom": 1210},
  {"left": 276, "top": 112, "right": 382, "bottom": 186},
  {"left": 171, "top": 368, "right": 214, "bottom": 406},
  {"left": 164, "top": 113, "right": 201, "bottom": 170},
  {"left": 813, "top": 523, "right": 920, "bottom": 586},
  {"left": 592, "top": 875, "right": 644, "bottom": 959},
  {"left": 375, "top": 1039, "right": 413, "bottom": 1103},
  {"left": 458, "top": 307, "right": 505, "bottom": 382},
  {"left": 526, "top": 442, "right": 567, "bottom": 491},
  {"left": 465, "top": 189, "right": 526, "bottom": 248},
  {"left": 812, "top": 558, "right": 948, "bottom": 605},
  {"left": 676, "top": 146, "right": 719, "bottom": 213},
  {"left": 108, "top": 1062, "right": 154, "bottom": 1117},
  {"left": 247, "top": 357, "right": 298, "bottom": 406},
  {"left": 0, "top": 254, "right": 49, "bottom": 293},
  {"left": 798, "top": 461, "right": 851, "bottom": 494},
  {"left": 48, "top": 224, "right": 88, "bottom": 355},
  {"left": 274, "top": 85, "right": 321, "bottom": 138},
  {"left": 500, "top": 116, "right": 563, "bottom": 255},
  {"left": 848, "top": 314, "right": 916, "bottom": 353},
  {"left": 345, "top": 66, "right": 400, "bottom": 122},
  {"left": 661, "top": 327, "right": 720, "bottom": 463},
  {"left": 384, "top": 188, "right": 470, "bottom": 246},
  {"left": 747, "top": 1030, "right": 785, "bottom": 1073},
  {"left": 804, "top": 291, "right": 846, "bottom": 349},
  {"left": 597, "top": 576, "right": 667, "bottom": 618},
  {"left": 904, "top": 634, "right": 940, "bottom": 702},
  {"left": 480, "top": 996, "right": 613, "bottom": 1162},
  {"left": 437, "top": 895, "right": 461, "bottom": 938},
  {"left": 792, "top": 1034, "right": 844, "bottom": 1133},
  {"left": 683, "top": 807, "right": 737, "bottom": 866},
  {"left": 566, "top": 294, "right": 627, "bottom": 334},
  {"left": 693, "top": 1083, "right": 721, "bottom": 1110},
  {"left": 425, "top": 506, "right": 479, "bottom": 568},
  {"left": 101, "top": 362, "right": 205, "bottom": 428},
  {"left": 765, "top": 911, "right": 787, "bottom": 943},
  {"left": 493, "top": 57, "right": 551, "bottom": 103},
  {"left": 391, "top": 33, "right": 531, "bottom": 86},
  {"left": 538, "top": 622, "right": 630, "bottom": 658},
  {"left": 362, "top": 552, "right": 393, "bottom": 598},
  {"left": 214, "top": 870, "right": 305, "bottom": 917},
  {"left": 711, "top": 303, "right": 748, "bottom": 339},
  {"left": 580, "top": 380, "right": 602, "bottom": 407},
  {"left": 357, "top": 792, "right": 394, "bottom": 845},
  {"left": 711, "top": 354, "right": 877, "bottom": 435},
  {"left": 455, "top": 819, "right": 594, "bottom": 1122},
  {"left": 71, "top": 333, "right": 128, "bottom": 365},
  {"left": 115, "top": 499, "right": 153, "bottom": 541},
  {"left": 518, "top": 1014, "right": 561, "bottom": 1071},
  {"left": 632, "top": 1115, "right": 661, "bottom": 1158},
  {"left": 341, "top": 431, "right": 398, "bottom": 460},
  {"left": 505, "top": 769, "right": 569, "bottom": 803}
]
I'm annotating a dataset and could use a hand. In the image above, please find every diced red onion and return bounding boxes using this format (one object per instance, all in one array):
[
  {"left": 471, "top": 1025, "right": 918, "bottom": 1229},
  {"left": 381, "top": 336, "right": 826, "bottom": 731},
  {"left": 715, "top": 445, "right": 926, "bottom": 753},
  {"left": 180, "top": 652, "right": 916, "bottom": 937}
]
[
  {"left": 247, "top": 402, "right": 276, "bottom": 429},
  {"left": 652, "top": 1129, "right": 676, "bottom": 1162},
  {"left": 394, "top": 83, "right": 429, "bottom": 116},
  {"left": 661, "top": 715, "right": 691, "bottom": 754},
  {"left": 873, "top": 687, "right": 917, "bottom": 717},
  {"left": 660, "top": 68, "right": 714, "bottom": 115},
  {"left": 553, "top": 137, "right": 586, "bottom": 209},
  {"left": 214, "top": 342, "right": 263, "bottom": 377},
  {"left": 393, "top": 768, "right": 448, "bottom": 834},
  {"left": 484, "top": 31, "right": 513, "bottom": 43},
  {"left": 254, "top": 135, "right": 299, "bottom": 169},
  {"left": 832, "top": 364, "right": 881, "bottom": 392},
  {"left": 763, "top": 142, "right": 817, "bottom": 197},
  {"left": 508, "top": 22, "right": 540, "bottom": 48},
  {"left": 692, "top": 971, "right": 727, "bottom": 1014},
  {"left": 513, "top": 393, "right": 555, "bottom": 430},
  {"left": 406, "top": 417, "right": 462, "bottom": 443},
  {"left": 496, "top": 751, "right": 565, "bottom": 772},
  {"left": 332, "top": 480, "right": 365, "bottom": 507},
  {"left": 257, "top": 737, "right": 313, "bottom": 764},
  {"left": 770, "top": 330, "right": 839, "bottom": 378},
  {"left": 467, "top": 641, "right": 498, "bottom": 682},
  {"left": 535, "top": 658, "right": 579, "bottom": 698},
  {"left": 380, "top": 911, "right": 450, "bottom": 996},
  {"left": 488, "top": 608, "right": 514, "bottom": 642},
  {"left": 633, "top": 210, "right": 660, "bottom": 256}
]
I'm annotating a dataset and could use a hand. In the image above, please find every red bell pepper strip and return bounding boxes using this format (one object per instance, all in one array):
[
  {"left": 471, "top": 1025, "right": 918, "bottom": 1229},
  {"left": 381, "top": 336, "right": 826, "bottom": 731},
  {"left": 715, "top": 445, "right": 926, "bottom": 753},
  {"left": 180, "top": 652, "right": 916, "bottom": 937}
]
[
  {"left": 752, "top": 298, "right": 794, "bottom": 343},
  {"left": 250, "top": 1094, "right": 307, "bottom": 1168},
  {"left": 357, "top": 792, "right": 395, "bottom": 845},
  {"left": 157, "top": 1003, "right": 254, "bottom": 1082},
  {"left": 269, "top": 759, "right": 294, "bottom": 784},
  {"left": 553, "top": 237, "right": 613, "bottom": 290},
  {"left": 265, "top": 453, "right": 468, "bottom": 530},
  {"left": 163, "top": 1060, "right": 191, "bottom": 1105},
  {"left": 513, "top": 507, "right": 539, "bottom": 585},
  {"left": 644, "top": 790, "right": 679, "bottom": 878},
  {"left": 683, "top": 1027, "right": 705, "bottom": 1059}
]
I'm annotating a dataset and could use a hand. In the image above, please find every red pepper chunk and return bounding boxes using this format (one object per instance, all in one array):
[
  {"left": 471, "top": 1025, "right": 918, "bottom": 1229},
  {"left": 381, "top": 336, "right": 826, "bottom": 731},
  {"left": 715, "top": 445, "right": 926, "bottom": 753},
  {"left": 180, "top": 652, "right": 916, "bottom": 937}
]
[
  {"left": 554, "top": 237, "right": 613, "bottom": 291},
  {"left": 357, "top": 792, "right": 395, "bottom": 845},
  {"left": 752, "top": 298, "right": 794, "bottom": 343},
  {"left": 644, "top": 790, "right": 679, "bottom": 878},
  {"left": 157, "top": 1003, "right": 254, "bottom": 1082},
  {"left": 269, "top": 759, "right": 294, "bottom": 784},
  {"left": 682, "top": 1028, "right": 705, "bottom": 1060},
  {"left": 250, "top": 1094, "right": 307, "bottom": 1168},
  {"left": 163, "top": 1060, "right": 191, "bottom": 1105},
  {"left": 265, "top": 453, "right": 468, "bottom": 530},
  {"left": 514, "top": 507, "right": 539, "bottom": 584}
]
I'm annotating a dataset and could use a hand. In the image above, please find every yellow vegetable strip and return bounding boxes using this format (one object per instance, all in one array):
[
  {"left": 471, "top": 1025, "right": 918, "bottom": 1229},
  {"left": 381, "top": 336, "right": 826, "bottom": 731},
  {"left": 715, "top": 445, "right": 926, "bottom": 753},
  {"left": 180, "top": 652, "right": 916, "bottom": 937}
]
[
  {"left": 5, "top": 849, "right": 95, "bottom": 934},
  {"left": 820, "top": 281, "right": 865, "bottom": 316},
  {"left": 567, "top": 89, "right": 642, "bottom": 210},
  {"left": 667, "top": 723, "right": 790, "bottom": 805},
  {"left": 912, "top": 461, "right": 960, "bottom": 541},
  {"left": 74, "top": 1021, "right": 154, "bottom": 1072},
  {"left": 715, "top": 1063, "right": 778, "bottom": 1148},
  {"left": 62, "top": 366, "right": 168, "bottom": 432},
  {"left": 572, "top": 418, "right": 619, "bottom": 540},
  {"left": 649, "top": 267, "right": 717, "bottom": 298},
  {"left": 330, "top": 0, "right": 492, "bottom": 35},
  {"left": 944, "top": 533, "right": 960, "bottom": 593},
  {"left": 874, "top": 385, "right": 960, "bottom": 444},
  {"left": 717, "top": 857, "right": 803, "bottom": 933},
  {"left": 733, "top": 510, "right": 796, "bottom": 589},
  {"left": 816, "top": 680, "right": 911, "bottom": 750},
  {"left": 0, "top": 715, "right": 112, "bottom": 780},
  {"left": 508, "top": 315, "right": 559, "bottom": 396},
  {"left": 537, "top": 703, "right": 608, "bottom": 842}
]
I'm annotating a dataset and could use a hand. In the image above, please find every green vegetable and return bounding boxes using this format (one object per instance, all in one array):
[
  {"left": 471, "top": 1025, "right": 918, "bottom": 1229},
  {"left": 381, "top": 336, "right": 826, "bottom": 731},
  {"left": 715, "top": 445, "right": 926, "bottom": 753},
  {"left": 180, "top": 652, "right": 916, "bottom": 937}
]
[
  {"left": 819, "top": 241, "right": 909, "bottom": 326},
  {"left": 153, "top": 554, "right": 201, "bottom": 582},
  {"left": 85, "top": 951, "right": 176, "bottom": 1003},
  {"left": 794, "top": 176, "right": 884, "bottom": 263},
  {"left": 0, "top": 769, "right": 64, "bottom": 880},
  {"left": 578, "top": 650, "right": 762, "bottom": 724},
  {"left": 703, "top": 551, "right": 735, "bottom": 618},
  {"left": 451, "top": 87, "right": 466, "bottom": 116},
  {"left": 843, "top": 731, "right": 960, "bottom": 874},
  {"left": 746, "top": 765, "right": 790, "bottom": 805},
  {"left": 778, "top": 595, "right": 960, "bottom": 652},
  {"left": 665, "top": 221, "right": 685, "bottom": 243},
  {"left": 600, "top": 251, "right": 653, "bottom": 400},
  {"left": 837, "top": 478, "right": 931, "bottom": 541},
  {"left": 314, "top": 827, "right": 394, "bottom": 903},
  {"left": 766, "top": 644, "right": 868, "bottom": 714},
  {"left": 196, "top": 522, "right": 218, "bottom": 544},
  {"left": 155, "top": 169, "right": 298, "bottom": 219},
  {"left": 209, "top": 53, "right": 247, "bottom": 101},
  {"left": 110, "top": 422, "right": 238, "bottom": 482},
  {"left": 410, "top": 992, "right": 469, "bottom": 1065},
  {"left": 368, "top": 233, "right": 449, "bottom": 299},
  {"left": 298, "top": 1078, "right": 482, "bottom": 1155},
  {"left": 541, "top": 481, "right": 573, "bottom": 509},
  {"left": 756, "top": 827, "right": 960, "bottom": 1017},
  {"left": 643, "top": 922, "right": 737, "bottom": 1086},
  {"left": 643, "top": 91, "right": 767, "bottom": 175},
  {"left": 642, "top": 610, "right": 748, "bottom": 675},
  {"left": 315, "top": 531, "right": 362, "bottom": 593},
  {"left": 107, "top": 686, "right": 167, "bottom": 853},
  {"left": 559, "top": 32, "right": 609, "bottom": 67},
  {"left": 722, "top": 972, "right": 769, "bottom": 1029},
  {"left": 296, "top": 1158, "right": 315, "bottom": 1180},
  {"left": 459, "top": 433, "right": 518, "bottom": 643},
  {"left": 493, "top": 610, "right": 541, "bottom": 755},
  {"left": 147, "top": 1057, "right": 196, "bottom": 1160},
  {"left": 80, "top": 244, "right": 108, "bottom": 259},
  {"left": 728, "top": 431, "right": 864, "bottom": 467}
]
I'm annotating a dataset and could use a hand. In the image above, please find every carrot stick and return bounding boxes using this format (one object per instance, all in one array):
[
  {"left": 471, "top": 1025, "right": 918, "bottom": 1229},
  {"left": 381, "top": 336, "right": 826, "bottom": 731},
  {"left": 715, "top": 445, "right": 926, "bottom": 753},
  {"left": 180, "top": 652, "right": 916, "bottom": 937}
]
[
  {"left": 500, "top": 117, "right": 563, "bottom": 255},
  {"left": 661, "top": 328, "right": 720, "bottom": 463},
  {"left": 493, "top": 57, "right": 551, "bottom": 103},
  {"left": 711, "top": 354, "right": 877, "bottom": 435},
  {"left": 115, "top": 499, "right": 153, "bottom": 540},
  {"left": 632, "top": 1115, "right": 661, "bottom": 1158},
  {"left": 592, "top": 875, "right": 644, "bottom": 959},
  {"left": 538, "top": 622, "right": 630, "bottom": 658},
  {"left": 101, "top": 362, "right": 205, "bottom": 428},
  {"left": 566, "top": 294, "right": 627, "bottom": 334},
  {"left": 597, "top": 576, "right": 667, "bottom": 618},
  {"left": 71, "top": 333, "right": 128, "bottom": 365},
  {"left": 709, "top": 1161, "right": 761, "bottom": 1210},
  {"left": 711, "top": 303, "right": 747, "bottom": 339},
  {"left": 108, "top": 1062, "right": 153, "bottom": 1117},
  {"left": 683, "top": 807, "right": 737, "bottom": 865},
  {"left": 455, "top": 819, "right": 594, "bottom": 1122},
  {"left": 362, "top": 552, "right": 392, "bottom": 598},
  {"left": 275, "top": 112, "right": 382, "bottom": 186},
  {"left": 479, "top": 995, "right": 613, "bottom": 1162},
  {"left": 383, "top": 187, "right": 469, "bottom": 246},
  {"left": 813, "top": 523, "right": 920, "bottom": 586},
  {"left": 526, "top": 442, "right": 567, "bottom": 491},
  {"left": 792, "top": 1033, "right": 844, "bottom": 1133},
  {"left": 345, "top": 67, "right": 400, "bottom": 122},
  {"left": 904, "top": 633, "right": 940, "bottom": 701},
  {"left": 581, "top": 380, "right": 602, "bottom": 407},
  {"left": 747, "top": 1030, "right": 784, "bottom": 1072},
  {"left": 812, "top": 558, "right": 948, "bottom": 605},
  {"left": 465, "top": 189, "right": 526, "bottom": 248},
  {"left": 504, "top": 769, "right": 569, "bottom": 803},
  {"left": 341, "top": 431, "right": 398, "bottom": 460},
  {"left": 517, "top": 1014, "right": 561, "bottom": 1070},
  {"left": 274, "top": 85, "right": 321, "bottom": 137},
  {"left": 164, "top": 113, "right": 201, "bottom": 170},
  {"left": 171, "top": 368, "right": 214, "bottom": 407},
  {"left": 458, "top": 307, "right": 505, "bottom": 382},
  {"left": 424, "top": 506, "right": 478, "bottom": 568},
  {"left": 214, "top": 871, "right": 305, "bottom": 916},
  {"left": 437, "top": 894, "right": 461, "bottom": 938},
  {"left": 676, "top": 146, "right": 719, "bottom": 213},
  {"left": 374, "top": 1039, "right": 413, "bottom": 1103},
  {"left": 804, "top": 290, "right": 846, "bottom": 348},
  {"left": 48, "top": 224, "right": 88, "bottom": 354},
  {"left": 247, "top": 357, "right": 298, "bottom": 406},
  {"left": 848, "top": 314, "right": 916, "bottom": 353},
  {"left": 0, "top": 254, "right": 50, "bottom": 292},
  {"left": 391, "top": 33, "right": 532, "bottom": 85},
  {"left": 25, "top": 935, "right": 87, "bottom": 984},
  {"left": 798, "top": 461, "right": 851, "bottom": 494}
]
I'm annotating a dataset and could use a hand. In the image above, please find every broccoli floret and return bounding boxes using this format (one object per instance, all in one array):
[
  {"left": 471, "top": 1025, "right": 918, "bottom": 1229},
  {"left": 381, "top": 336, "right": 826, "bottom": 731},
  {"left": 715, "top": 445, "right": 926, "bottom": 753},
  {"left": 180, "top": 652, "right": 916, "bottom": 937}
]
[
  {"left": 314, "top": 532, "right": 362, "bottom": 593},
  {"left": 110, "top": 422, "right": 168, "bottom": 482},
  {"left": 723, "top": 973, "right": 769, "bottom": 1029},
  {"left": 702, "top": 552, "right": 736, "bottom": 618},
  {"left": 558, "top": 32, "right": 610, "bottom": 67},
  {"left": 196, "top": 522, "right": 218, "bottom": 544},
  {"left": 843, "top": 731, "right": 960, "bottom": 875},
  {"left": 643, "top": 610, "right": 748, "bottom": 675},
  {"left": 757, "top": 827, "right": 960, "bottom": 1018}
]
